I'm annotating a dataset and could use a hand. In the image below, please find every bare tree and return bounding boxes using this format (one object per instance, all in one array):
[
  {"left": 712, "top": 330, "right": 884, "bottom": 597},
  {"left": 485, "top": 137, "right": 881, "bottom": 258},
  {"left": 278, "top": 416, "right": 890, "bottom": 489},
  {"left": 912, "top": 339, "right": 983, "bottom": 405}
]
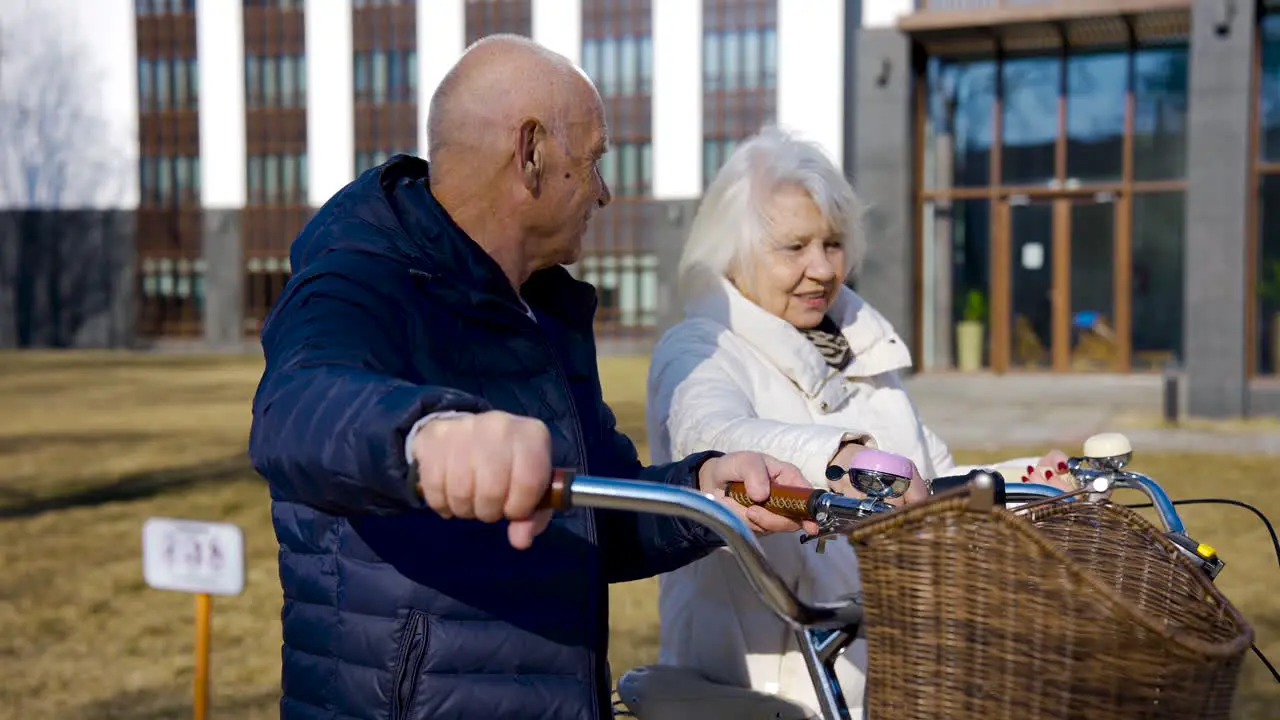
[{"left": 0, "top": 0, "right": 132, "bottom": 347}]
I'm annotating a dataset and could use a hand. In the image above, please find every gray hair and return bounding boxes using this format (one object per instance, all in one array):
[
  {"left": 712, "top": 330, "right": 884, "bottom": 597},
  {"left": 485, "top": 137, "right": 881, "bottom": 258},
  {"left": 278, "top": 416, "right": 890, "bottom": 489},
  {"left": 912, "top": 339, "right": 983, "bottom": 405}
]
[{"left": 676, "top": 125, "right": 866, "bottom": 302}]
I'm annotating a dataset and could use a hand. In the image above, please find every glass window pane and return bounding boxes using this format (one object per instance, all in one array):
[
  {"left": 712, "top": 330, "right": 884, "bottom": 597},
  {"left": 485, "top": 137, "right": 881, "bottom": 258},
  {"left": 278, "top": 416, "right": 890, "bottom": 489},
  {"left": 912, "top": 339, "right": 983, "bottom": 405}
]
[
  {"left": 621, "top": 143, "right": 638, "bottom": 196},
  {"left": 1134, "top": 46, "right": 1188, "bottom": 181},
  {"left": 620, "top": 36, "right": 637, "bottom": 96},
  {"left": 1262, "top": 16, "right": 1280, "bottom": 162},
  {"left": 281, "top": 55, "right": 296, "bottom": 106},
  {"left": 283, "top": 153, "right": 297, "bottom": 202},
  {"left": 927, "top": 199, "right": 991, "bottom": 370},
  {"left": 138, "top": 59, "right": 153, "bottom": 111},
  {"left": 602, "top": 38, "right": 618, "bottom": 97},
  {"left": 743, "top": 29, "right": 761, "bottom": 89},
  {"left": 703, "top": 33, "right": 721, "bottom": 91},
  {"left": 1068, "top": 201, "right": 1117, "bottom": 370},
  {"left": 155, "top": 60, "right": 170, "bottom": 109},
  {"left": 1132, "top": 192, "right": 1186, "bottom": 371},
  {"left": 373, "top": 51, "right": 388, "bottom": 103},
  {"left": 582, "top": 38, "right": 599, "bottom": 82},
  {"left": 724, "top": 31, "right": 741, "bottom": 91},
  {"left": 188, "top": 58, "right": 199, "bottom": 106},
  {"left": 762, "top": 28, "right": 777, "bottom": 88},
  {"left": 297, "top": 54, "right": 307, "bottom": 104},
  {"left": 265, "top": 155, "right": 280, "bottom": 202},
  {"left": 263, "top": 57, "right": 278, "bottom": 105},
  {"left": 639, "top": 35, "right": 653, "bottom": 94},
  {"left": 1258, "top": 175, "right": 1280, "bottom": 374},
  {"left": 640, "top": 142, "right": 652, "bottom": 195},
  {"left": 408, "top": 50, "right": 417, "bottom": 92},
  {"left": 1066, "top": 51, "right": 1126, "bottom": 183},
  {"left": 927, "top": 59, "right": 995, "bottom": 188},
  {"left": 245, "top": 56, "right": 260, "bottom": 106},
  {"left": 1002, "top": 56, "right": 1059, "bottom": 186}
]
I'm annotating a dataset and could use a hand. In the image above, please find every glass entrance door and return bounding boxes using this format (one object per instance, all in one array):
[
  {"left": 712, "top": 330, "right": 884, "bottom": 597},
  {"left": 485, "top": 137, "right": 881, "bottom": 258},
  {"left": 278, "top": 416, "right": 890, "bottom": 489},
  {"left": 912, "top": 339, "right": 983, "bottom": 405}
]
[
  {"left": 1008, "top": 199, "right": 1055, "bottom": 369},
  {"left": 1068, "top": 198, "right": 1119, "bottom": 370},
  {"left": 997, "top": 194, "right": 1122, "bottom": 371}
]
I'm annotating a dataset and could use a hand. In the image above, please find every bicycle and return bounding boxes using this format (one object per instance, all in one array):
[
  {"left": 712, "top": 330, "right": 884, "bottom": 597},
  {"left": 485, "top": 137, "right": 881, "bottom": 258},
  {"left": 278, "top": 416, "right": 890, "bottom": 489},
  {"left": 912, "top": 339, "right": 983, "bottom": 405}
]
[{"left": 536, "top": 433, "right": 1278, "bottom": 720}]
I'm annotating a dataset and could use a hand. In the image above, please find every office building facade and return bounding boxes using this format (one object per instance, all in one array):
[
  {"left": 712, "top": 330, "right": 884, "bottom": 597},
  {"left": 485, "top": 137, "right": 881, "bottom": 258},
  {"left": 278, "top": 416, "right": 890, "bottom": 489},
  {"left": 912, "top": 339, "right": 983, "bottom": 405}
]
[{"left": 3, "top": 0, "right": 1277, "bottom": 417}]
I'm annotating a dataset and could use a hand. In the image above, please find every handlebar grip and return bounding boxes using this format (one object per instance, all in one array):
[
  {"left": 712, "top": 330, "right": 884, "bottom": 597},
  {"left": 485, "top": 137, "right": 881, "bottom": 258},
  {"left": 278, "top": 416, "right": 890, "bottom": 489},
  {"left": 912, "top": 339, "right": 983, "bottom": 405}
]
[
  {"left": 723, "top": 481, "right": 822, "bottom": 522},
  {"left": 541, "top": 469, "right": 577, "bottom": 510},
  {"left": 930, "top": 469, "right": 1008, "bottom": 505}
]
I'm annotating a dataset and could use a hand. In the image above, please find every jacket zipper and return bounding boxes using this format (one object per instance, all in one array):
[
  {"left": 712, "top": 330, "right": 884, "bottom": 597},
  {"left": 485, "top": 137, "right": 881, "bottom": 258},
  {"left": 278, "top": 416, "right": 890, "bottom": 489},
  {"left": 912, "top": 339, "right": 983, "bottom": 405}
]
[{"left": 528, "top": 321, "right": 604, "bottom": 717}]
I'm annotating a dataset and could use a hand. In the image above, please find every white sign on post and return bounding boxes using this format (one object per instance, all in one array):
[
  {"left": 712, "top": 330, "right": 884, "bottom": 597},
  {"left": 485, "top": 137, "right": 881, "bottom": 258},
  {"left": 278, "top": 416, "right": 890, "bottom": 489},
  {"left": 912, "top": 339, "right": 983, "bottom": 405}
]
[{"left": 142, "top": 518, "right": 246, "bottom": 596}]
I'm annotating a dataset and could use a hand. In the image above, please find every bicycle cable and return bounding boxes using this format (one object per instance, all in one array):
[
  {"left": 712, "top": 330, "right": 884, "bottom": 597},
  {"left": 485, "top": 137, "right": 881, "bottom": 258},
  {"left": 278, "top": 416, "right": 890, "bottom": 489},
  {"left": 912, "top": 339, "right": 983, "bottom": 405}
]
[{"left": 1123, "top": 497, "right": 1280, "bottom": 683}]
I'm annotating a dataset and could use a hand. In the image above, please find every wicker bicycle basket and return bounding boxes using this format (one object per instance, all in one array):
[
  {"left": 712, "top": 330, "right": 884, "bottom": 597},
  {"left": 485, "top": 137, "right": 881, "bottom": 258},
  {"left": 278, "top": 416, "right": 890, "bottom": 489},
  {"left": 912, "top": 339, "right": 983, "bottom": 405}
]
[{"left": 844, "top": 488, "right": 1255, "bottom": 720}]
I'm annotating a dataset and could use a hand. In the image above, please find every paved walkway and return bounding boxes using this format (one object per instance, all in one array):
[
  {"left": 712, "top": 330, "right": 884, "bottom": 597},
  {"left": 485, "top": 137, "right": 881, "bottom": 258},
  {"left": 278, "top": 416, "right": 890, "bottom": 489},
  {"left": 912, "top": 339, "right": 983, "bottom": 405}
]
[{"left": 903, "top": 373, "right": 1280, "bottom": 456}]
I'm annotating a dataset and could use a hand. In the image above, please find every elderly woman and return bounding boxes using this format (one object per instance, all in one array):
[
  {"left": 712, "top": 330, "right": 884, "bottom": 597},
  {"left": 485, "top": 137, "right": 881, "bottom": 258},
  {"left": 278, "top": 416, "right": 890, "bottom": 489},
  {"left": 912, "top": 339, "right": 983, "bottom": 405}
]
[{"left": 645, "top": 126, "right": 1072, "bottom": 715}]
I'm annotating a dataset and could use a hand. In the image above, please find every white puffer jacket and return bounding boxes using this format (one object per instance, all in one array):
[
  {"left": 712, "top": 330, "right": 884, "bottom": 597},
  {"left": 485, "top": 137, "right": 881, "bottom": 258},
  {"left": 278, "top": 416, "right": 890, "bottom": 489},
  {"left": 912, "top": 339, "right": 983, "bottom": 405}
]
[{"left": 645, "top": 278, "right": 1007, "bottom": 716}]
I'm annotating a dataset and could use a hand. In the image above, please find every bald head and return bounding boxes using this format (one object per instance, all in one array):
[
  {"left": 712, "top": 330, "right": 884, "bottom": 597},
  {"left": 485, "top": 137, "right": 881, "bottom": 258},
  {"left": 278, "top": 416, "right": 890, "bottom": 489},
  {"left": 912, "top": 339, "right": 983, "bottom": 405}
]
[
  {"left": 422, "top": 34, "right": 613, "bottom": 291},
  {"left": 426, "top": 34, "right": 601, "bottom": 164}
]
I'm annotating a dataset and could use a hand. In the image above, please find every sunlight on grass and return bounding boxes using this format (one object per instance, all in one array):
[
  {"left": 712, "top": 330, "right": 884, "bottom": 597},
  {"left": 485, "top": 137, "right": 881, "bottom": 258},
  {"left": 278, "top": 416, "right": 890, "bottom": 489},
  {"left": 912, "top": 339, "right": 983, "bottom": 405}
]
[{"left": 0, "top": 351, "right": 1276, "bottom": 719}]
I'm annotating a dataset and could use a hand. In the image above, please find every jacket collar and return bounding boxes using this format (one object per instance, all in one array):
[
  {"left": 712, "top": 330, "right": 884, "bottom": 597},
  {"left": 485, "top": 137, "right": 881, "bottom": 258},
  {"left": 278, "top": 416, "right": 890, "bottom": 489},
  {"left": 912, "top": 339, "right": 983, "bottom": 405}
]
[
  {"left": 684, "top": 277, "right": 913, "bottom": 407},
  {"left": 378, "top": 156, "right": 599, "bottom": 333}
]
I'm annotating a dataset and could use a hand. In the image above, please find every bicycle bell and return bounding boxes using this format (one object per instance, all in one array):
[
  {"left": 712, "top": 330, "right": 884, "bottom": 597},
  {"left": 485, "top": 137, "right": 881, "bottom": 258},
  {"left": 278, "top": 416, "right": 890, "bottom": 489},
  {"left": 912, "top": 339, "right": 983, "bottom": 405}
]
[
  {"left": 826, "top": 448, "right": 916, "bottom": 501},
  {"left": 1080, "top": 432, "right": 1133, "bottom": 472}
]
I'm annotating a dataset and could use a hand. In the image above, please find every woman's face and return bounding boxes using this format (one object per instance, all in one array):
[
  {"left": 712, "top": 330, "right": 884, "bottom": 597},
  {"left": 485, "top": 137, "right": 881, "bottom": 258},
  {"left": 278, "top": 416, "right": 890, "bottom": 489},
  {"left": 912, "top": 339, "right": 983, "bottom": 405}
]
[{"left": 733, "top": 185, "right": 846, "bottom": 330}]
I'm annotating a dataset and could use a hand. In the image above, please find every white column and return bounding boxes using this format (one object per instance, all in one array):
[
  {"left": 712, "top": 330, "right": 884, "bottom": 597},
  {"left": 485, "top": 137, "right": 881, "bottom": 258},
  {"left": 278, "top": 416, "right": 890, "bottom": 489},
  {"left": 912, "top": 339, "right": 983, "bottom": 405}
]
[
  {"left": 196, "top": 0, "right": 246, "bottom": 209},
  {"left": 80, "top": 0, "right": 140, "bottom": 209},
  {"left": 651, "top": 0, "right": 702, "bottom": 200},
  {"left": 418, "top": 0, "right": 466, "bottom": 158},
  {"left": 305, "top": 0, "right": 354, "bottom": 206},
  {"left": 863, "top": 0, "right": 914, "bottom": 28},
  {"left": 777, "top": 0, "right": 844, "bottom": 165},
  {"left": 532, "top": 0, "right": 582, "bottom": 67}
]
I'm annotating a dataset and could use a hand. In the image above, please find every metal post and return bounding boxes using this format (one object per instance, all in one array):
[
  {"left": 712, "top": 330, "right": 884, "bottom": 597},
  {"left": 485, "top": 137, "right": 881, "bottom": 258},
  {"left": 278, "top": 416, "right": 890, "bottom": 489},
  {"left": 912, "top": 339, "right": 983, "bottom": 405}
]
[{"left": 1163, "top": 357, "right": 1180, "bottom": 426}]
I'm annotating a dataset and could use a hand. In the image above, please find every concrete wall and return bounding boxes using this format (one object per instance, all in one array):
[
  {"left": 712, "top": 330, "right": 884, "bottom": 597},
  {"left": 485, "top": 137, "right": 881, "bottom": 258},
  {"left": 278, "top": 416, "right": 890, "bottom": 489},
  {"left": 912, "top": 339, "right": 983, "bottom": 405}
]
[
  {"left": 1184, "top": 0, "right": 1256, "bottom": 417},
  {"left": 851, "top": 27, "right": 915, "bottom": 353},
  {"left": 0, "top": 211, "right": 137, "bottom": 348}
]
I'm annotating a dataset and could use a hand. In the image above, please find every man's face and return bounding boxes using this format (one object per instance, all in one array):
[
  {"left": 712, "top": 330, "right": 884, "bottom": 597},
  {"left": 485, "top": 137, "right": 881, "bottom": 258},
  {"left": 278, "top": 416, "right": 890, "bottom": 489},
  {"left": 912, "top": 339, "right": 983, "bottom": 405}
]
[{"left": 529, "top": 87, "right": 612, "bottom": 267}]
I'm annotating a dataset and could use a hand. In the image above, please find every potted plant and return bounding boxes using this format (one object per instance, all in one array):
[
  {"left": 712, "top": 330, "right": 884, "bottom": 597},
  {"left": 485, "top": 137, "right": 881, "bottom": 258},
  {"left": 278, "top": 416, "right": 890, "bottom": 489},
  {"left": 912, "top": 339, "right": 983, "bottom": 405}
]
[
  {"left": 1258, "top": 261, "right": 1280, "bottom": 373},
  {"left": 955, "top": 289, "right": 987, "bottom": 372}
]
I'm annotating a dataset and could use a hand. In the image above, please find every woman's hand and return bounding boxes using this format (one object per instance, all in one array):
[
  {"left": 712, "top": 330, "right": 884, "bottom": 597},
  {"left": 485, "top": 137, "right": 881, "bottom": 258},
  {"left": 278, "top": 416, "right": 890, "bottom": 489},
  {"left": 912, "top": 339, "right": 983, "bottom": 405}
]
[
  {"left": 1018, "top": 448, "right": 1077, "bottom": 492},
  {"left": 827, "top": 442, "right": 929, "bottom": 507}
]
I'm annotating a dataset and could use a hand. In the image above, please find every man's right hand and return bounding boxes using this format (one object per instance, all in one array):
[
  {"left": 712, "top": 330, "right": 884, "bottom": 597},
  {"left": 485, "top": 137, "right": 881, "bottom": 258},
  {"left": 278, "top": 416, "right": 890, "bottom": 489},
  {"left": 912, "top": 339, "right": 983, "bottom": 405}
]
[{"left": 411, "top": 410, "right": 555, "bottom": 550}]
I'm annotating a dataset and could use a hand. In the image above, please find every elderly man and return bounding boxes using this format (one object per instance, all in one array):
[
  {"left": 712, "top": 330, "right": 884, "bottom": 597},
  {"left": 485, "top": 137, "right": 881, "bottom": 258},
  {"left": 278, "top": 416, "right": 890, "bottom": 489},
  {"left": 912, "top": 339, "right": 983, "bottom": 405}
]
[{"left": 249, "top": 35, "right": 815, "bottom": 720}]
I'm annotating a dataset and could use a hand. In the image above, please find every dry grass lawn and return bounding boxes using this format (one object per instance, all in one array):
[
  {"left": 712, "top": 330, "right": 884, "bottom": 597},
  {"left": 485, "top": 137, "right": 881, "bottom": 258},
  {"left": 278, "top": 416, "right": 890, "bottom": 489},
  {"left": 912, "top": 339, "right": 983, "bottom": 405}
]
[{"left": 0, "top": 351, "right": 1276, "bottom": 719}]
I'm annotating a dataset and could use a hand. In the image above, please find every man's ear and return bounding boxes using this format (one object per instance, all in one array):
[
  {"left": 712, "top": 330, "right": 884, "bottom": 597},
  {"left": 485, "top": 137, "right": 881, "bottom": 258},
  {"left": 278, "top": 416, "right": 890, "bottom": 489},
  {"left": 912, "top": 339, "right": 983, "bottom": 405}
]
[{"left": 518, "top": 118, "right": 544, "bottom": 197}]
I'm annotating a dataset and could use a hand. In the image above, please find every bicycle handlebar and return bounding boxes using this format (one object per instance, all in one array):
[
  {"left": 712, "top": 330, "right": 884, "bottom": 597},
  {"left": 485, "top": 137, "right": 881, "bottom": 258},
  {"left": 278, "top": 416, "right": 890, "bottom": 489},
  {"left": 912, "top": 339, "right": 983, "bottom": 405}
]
[{"left": 542, "top": 470, "right": 864, "bottom": 631}]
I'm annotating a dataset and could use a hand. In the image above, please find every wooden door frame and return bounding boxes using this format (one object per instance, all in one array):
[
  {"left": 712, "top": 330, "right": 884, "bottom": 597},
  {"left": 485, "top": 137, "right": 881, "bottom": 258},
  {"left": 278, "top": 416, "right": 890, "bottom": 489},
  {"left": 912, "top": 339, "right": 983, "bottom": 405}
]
[{"left": 990, "top": 190, "right": 1133, "bottom": 373}]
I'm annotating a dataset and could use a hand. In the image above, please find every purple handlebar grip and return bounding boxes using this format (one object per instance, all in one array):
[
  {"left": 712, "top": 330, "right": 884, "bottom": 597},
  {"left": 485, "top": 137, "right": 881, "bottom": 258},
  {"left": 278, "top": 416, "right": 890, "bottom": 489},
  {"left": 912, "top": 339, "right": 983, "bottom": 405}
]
[{"left": 847, "top": 448, "right": 916, "bottom": 481}]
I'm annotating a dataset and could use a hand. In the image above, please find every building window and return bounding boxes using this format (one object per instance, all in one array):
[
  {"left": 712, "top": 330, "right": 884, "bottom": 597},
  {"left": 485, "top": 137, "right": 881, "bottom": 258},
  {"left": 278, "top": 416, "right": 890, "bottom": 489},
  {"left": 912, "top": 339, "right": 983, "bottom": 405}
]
[
  {"left": 245, "top": 54, "right": 307, "bottom": 109},
  {"left": 702, "top": 0, "right": 778, "bottom": 187},
  {"left": 1256, "top": 12, "right": 1280, "bottom": 375},
  {"left": 138, "top": 57, "right": 199, "bottom": 112},
  {"left": 465, "top": 0, "right": 532, "bottom": 45},
  {"left": 247, "top": 153, "right": 308, "bottom": 205},
  {"left": 137, "top": 0, "right": 196, "bottom": 14},
  {"left": 582, "top": 35, "right": 652, "bottom": 98},
  {"left": 920, "top": 41, "right": 1189, "bottom": 373},
  {"left": 354, "top": 50, "right": 417, "bottom": 104},
  {"left": 139, "top": 155, "right": 201, "bottom": 206},
  {"left": 355, "top": 150, "right": 415, "bottom": 172}
]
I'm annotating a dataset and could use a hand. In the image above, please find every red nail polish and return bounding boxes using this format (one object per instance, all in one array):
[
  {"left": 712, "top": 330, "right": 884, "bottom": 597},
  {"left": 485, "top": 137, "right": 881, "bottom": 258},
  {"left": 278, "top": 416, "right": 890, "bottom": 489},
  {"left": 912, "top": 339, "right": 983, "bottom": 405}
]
[
  {"left": 1026, "top": 465, "right": 1035, "bottom": 474},
  {"left": 1020, "top": 476, "right": 1029, "bottom": 483},
  {"left": 1044, "top": 469, "right": 1053, "bottom": 479},
  {"left": 1057, "top": 462, "right": 1068, "bottom": 472}
]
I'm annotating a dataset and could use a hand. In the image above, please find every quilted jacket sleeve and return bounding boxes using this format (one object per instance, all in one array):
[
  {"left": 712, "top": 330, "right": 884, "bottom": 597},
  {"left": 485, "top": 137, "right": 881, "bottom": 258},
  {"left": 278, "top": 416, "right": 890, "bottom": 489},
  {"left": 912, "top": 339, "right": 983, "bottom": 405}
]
[
  {"left": 249, "top": 260, "right": 491, "bottom": 516},
  {"left": 648, "top": 323, "right": 879, "bottom": 491}
]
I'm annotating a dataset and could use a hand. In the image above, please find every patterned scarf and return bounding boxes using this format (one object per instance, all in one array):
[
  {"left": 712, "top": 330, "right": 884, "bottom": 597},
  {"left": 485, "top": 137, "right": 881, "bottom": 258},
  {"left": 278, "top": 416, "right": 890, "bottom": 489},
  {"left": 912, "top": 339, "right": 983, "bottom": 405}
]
[{"left": 799, "top": 315, "right": 853, "bottom": 370}]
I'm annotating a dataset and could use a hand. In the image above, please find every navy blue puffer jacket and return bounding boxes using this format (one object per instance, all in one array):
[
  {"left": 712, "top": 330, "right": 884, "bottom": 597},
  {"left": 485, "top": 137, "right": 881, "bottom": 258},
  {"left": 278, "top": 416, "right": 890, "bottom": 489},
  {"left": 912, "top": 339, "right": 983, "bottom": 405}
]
[{"left": 249, "top": 155, "right": 723, "bottom": 720}]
